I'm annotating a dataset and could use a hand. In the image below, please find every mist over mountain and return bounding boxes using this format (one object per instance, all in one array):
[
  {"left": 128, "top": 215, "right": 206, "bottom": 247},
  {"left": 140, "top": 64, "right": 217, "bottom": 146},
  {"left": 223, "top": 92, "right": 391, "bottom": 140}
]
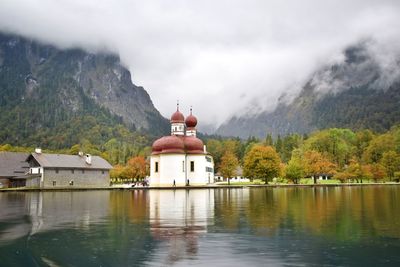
[
  {"left": 0, "top": 32, "right": 169, "bottom": 148},
  {"left": 216, "top": 43, "right": 400, "bottom": 139}
]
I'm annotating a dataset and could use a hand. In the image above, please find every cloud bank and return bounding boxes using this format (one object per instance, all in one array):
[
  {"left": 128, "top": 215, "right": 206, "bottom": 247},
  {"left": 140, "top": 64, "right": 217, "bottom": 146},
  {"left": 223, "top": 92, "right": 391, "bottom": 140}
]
[{"left": 1, "top": 0, "right": 400, "bottom": 130}]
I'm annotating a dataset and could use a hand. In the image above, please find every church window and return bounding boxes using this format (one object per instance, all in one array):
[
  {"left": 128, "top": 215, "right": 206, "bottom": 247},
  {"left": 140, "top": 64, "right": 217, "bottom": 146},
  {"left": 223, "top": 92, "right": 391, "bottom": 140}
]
[
  {"left": 155, "top": 162, "right": 159, "bottom": 173},
  {"left": 182, "top": 161, "right": 185, "bottom": 172},
  {"left": 190, "top": 161, "right": 195, "bottom": 172}
]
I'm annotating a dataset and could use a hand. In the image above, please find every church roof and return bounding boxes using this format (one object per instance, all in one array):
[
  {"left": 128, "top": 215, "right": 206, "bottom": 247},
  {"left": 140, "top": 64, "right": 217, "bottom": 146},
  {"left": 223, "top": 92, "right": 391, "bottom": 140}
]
[{"left": 152, "top": 136, "right": 204, "bottom": 155}]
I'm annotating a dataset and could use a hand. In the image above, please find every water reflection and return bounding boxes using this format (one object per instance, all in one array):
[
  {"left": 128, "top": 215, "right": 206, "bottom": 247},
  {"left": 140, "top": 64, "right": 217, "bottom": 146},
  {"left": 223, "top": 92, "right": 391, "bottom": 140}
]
[
  {"left": 0, "top": 186, "right": 400, "bottom": 266},
  {"left": 148, "top": 190, "right": 214, "bottom": 265}
]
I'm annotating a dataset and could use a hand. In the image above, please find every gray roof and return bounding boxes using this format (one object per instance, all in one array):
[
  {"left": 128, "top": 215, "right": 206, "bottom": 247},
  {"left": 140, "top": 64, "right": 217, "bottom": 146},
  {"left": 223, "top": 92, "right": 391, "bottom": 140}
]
[
  {"left": 29, "top": 153, "right": 112, "bottom": 170},
  {"left": 0, "top": 152, "right": 30, "bottom": 178}
]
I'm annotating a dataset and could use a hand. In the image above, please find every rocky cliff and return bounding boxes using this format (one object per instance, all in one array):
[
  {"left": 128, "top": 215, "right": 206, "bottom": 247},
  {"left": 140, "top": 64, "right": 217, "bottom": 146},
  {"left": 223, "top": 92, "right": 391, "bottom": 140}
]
[{"left": 0, "top": 32, "right": 169, "bottom": 147}]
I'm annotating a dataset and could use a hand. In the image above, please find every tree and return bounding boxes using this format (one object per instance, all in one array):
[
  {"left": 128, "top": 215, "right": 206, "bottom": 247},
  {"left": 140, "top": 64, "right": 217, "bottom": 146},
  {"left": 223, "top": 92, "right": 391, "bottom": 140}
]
[
  {"left": 125, "top": 156, "right": 148, "bottom": 181},
  {"left": 110, "top": 164, "right": 129, "bottom": 182},
  {"left": 220, "top": 151, "right": 239, "bottom": 184},
  {"left": 363, "top": 133, "right": 395, "bottom": 163},
  {"left": 333, "top": 172, "right": 349, "bottom": 183},
  {"left": 303, "top": 150, "right": 337, "bottom": 183},
  {"left": 285, "top": 149, "right": 304, "bottom": 184},
  {"left": 265, "top": 133, "right": 273, "bottom": 146},
  {"left": 369, "top": 163, "right": 387, "bottom": 183},
  {"left": 206, "top": 139, "right": 224, "bottom": 171},
  {"left": 303, "top": 128, "right": 356, "bottom": 168},
  {"left": 280, "top": 134, "right": 303, "bottom": 163},
  {"left": 285, "top": 160, "right": 304, "bottom": 184},
  {"left": 332, "top": 159, "right": 363, "bottom": 183},
  {"left": 243, "top": 145, "right": 282, "bottom": 184},
  {"left": 380, "top": 151, "right": 400, "bottom": 181},
  {"left": 346, "top": 159, "right": 363, "bottom": 183},
  {"left": 361, "top": 164, "right": 373, "bottom": 182}
]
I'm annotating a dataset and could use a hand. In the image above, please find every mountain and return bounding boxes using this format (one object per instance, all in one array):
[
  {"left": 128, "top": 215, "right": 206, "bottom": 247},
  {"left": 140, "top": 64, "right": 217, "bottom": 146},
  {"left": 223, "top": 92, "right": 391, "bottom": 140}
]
[
  {"left": 0, "top": 32, "right": 169, "bottom": 148},
  {"left": 216, "top": 44, "right": 400, "bottom": 139}
]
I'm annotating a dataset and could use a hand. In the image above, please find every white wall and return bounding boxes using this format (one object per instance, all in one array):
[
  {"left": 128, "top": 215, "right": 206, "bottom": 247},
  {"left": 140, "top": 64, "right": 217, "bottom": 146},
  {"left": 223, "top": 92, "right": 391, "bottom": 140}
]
[
  {"left": 150, "top": 153, "right": 214, "bottom": 186},
  {"left": 149, "top": 155, "right": 160, "bottom": 185},
  {"left": 186, "top": 155, "right": 210, "bottom": 185}
]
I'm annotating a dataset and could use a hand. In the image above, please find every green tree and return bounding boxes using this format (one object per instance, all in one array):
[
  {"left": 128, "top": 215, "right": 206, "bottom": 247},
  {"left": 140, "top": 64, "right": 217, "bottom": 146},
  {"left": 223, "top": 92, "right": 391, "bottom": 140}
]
[
  {"left": 303, "top": 128, "right": 356, "bottom": 168},
  {"left": 243, "top": 145, "right": 282, "bottom": 184},
  {"left": 363, "top": 133, "right": 395, "bottom": 163},
  {"left": 285, "top": 160, "right": 304, "bottom": 184},
  {"left": 381, "top": 151, "right": 400, "bottom": 181},
  {"left": 265, "top": 133, "right": 273, "bottom": 146}
]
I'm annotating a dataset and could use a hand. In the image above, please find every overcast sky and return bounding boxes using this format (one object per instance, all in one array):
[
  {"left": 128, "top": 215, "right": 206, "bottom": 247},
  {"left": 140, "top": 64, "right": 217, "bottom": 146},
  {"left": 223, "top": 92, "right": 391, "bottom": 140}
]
[{"left": 1, "top": 0, "right": 400, "bottom": 129}]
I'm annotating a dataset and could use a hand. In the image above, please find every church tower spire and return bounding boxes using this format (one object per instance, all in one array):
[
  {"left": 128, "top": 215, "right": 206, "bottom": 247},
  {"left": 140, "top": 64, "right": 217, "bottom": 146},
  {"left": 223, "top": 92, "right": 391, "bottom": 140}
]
[
  {"left": 170, "top": 101, "right": 185, "bottom": 136},
  {"left": 185, "top": 106, "right": 198, "bottom": 137}
]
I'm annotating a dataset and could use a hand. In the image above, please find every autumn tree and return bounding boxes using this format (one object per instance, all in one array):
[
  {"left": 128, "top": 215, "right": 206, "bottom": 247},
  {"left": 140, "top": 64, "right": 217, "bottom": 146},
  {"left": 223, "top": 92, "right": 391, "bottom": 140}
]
[
  {"left": 361, "top": 164, "right": 373, "bottom": 182},
  {"left": 125, "top": 156, "right": 148, "bottom": 181},
  {"left": 369, "top": 163, "right": 387, "bottom": 182},
  {"left": 110, "top": 164, "right": 129, "bottom": 182},
  {"left": 332, "top": 159, "right": 362, "bottom": 183},
  {"left": 220, "top": 151, "right": 239, "bottom": 184},
  {"left": 243, "top": 145, "right": 282, "bottom": 184},
  {"left": 303, "top": 150, "right": 337, "bottom": 183},
  {"left": 346, "top": 159, "right": 363, "bottom": 183}
]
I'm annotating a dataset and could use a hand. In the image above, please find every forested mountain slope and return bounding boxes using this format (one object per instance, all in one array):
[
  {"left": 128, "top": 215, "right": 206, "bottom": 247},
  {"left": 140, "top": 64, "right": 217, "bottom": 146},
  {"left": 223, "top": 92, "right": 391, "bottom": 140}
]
[
  {"left": 0, "top": 32, "right": 169, "bottom": 149},
  {"left": 217, "top": 45, "right": 400, "bottom": 138}
]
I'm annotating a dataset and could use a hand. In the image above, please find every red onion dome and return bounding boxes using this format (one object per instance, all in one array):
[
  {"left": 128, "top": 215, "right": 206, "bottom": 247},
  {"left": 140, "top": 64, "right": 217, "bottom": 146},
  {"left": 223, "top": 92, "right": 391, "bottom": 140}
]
[
  {"left": 170, "top": 110, "right": 185, "bottom": 123},
  {"left": 152, "top": 136, "right": 185, "bottom": 154},
  {"left": 152, "top": 138, "right": 163, "bottom": 154},
  {"left": 185, "top": 114, "right": 197, "bottom": 128},
  {"left": 184, "top": 136, "right": 204, "bottom": 154}
]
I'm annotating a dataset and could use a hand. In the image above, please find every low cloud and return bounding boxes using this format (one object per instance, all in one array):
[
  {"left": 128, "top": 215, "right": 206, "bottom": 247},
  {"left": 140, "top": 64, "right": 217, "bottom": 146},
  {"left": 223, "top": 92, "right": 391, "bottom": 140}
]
[{"left": 1, "top": 0, "right": 400, "bottom": 129}]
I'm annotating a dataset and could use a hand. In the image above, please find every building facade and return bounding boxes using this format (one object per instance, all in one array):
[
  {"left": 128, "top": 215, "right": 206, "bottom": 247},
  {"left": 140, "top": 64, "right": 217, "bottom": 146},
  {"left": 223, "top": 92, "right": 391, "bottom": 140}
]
[
  {"left": 149, "top": 106, "right": 214, "bottom": 186},
  {"left": 26, "top": 150, "right": 112, "bottom": 188}
]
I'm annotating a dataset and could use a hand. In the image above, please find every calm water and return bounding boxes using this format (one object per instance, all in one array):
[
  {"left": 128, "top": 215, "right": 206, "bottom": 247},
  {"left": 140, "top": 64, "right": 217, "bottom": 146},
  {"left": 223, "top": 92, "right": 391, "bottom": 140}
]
[{"left": 1, "top": 187, "right": 400, "bottom": 266}]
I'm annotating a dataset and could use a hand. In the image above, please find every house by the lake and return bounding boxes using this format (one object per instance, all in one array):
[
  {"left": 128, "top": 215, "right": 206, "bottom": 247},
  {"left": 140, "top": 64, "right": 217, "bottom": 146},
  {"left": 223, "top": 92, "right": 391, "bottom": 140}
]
[
  {"left": 0, "top": 152, "right": 30, "bottom": 188},
  {"left": 0, "top": 149, "right": 112, "bottom": 189}
]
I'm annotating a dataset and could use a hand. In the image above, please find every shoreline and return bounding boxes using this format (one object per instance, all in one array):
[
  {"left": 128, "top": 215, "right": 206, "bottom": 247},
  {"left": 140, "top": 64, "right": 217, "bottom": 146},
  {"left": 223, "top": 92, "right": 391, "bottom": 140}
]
[{"left": 1, "top": 182, "right": 400, "bottom": 192}]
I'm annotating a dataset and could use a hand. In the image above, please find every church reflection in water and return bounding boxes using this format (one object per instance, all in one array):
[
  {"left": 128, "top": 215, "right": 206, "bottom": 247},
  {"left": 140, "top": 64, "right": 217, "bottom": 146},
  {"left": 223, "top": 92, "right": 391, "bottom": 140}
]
[
  {"left": 148, "top": 189, "right": 215, "bottom": 264},
  {"left": 0, "top": 189, "right": 216, "bottom": 265}
]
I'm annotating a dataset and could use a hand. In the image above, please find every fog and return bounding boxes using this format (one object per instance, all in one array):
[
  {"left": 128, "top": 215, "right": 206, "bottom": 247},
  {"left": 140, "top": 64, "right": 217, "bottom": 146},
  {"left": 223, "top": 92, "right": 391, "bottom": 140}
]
[{"left": 1, "top": 0, "right": 399, "bottom": 129}]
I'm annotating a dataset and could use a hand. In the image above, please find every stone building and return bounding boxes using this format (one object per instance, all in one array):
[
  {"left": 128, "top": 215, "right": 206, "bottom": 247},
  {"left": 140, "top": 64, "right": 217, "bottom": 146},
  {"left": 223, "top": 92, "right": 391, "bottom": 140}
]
[
  {"left": 0, "top": 150, "right": 112, "bottom": 188},
  {"left": 26, "top": 149, "right": 112, "bottom": 188}
]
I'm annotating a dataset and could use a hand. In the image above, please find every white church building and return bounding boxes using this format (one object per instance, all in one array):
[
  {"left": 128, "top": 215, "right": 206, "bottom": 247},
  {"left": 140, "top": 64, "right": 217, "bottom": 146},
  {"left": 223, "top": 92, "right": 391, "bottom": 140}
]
[{"left": 149, "top": 105, "right": 214, "bottom": 186}]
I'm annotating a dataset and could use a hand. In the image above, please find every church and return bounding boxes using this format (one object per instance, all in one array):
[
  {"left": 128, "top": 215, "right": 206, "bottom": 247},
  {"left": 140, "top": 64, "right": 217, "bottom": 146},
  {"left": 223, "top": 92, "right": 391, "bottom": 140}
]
[{"left": 149, "top": 105, "right": 214, "bottom": 186}]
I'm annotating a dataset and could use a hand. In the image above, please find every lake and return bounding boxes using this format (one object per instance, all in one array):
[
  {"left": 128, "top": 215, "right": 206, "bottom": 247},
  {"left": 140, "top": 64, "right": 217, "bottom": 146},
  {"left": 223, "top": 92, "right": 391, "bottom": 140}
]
[{"left": 1, "top": 186, "right": 400, "bottom": 266}]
